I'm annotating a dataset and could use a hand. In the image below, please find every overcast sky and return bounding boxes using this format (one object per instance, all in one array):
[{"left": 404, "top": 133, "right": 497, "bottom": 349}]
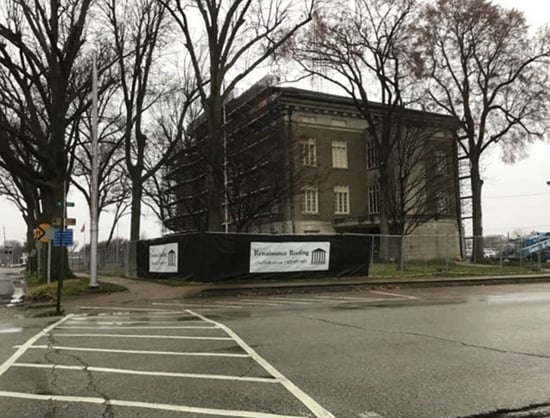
[{"left": 0, "top": 0, "right": 549, "bottom": 244}]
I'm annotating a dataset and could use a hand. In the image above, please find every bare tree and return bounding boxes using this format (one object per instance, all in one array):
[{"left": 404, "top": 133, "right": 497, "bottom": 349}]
[
  {"left": 289, "top": 0, "right": 455, "bottom": 260},
  {"left": 72, "top": 81, "right": 130, "bottom": 248},
  {"left": 0, "top": 0, "right": 103, "bottom": 277},
  {"left": 143, "top": 78, "right": 202, "bottom": 230},
  {"left": 102, "top": 0, "right": 197, "bottom": 241},
  {"left": 412, "top": 0, "right": 550, "bottom": 261},
  {"left": 0, "top": 167, "right": 41, "bottom": 251},
  {"left": 162, "top": 0, "right": 316, "bottom": 231}
]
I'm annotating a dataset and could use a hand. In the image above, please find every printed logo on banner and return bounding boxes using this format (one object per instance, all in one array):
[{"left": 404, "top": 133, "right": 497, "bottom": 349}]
[
  {"left": 311, "top": 248, "right": 326, "bottom": 265},
  {"left": 250, "top": 242, "right": 330, "bottom": 273},
  {"left": 149, "top": 243, "right": 178, "bottom": 273}
]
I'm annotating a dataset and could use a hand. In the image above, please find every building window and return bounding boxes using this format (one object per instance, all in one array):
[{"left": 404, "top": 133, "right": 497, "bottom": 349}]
[
  {"left": 435, "top": 150, "right": 447, "bottom": 175},
  {"left": 368, "top": 184, "right": 379, "bottom": 215},
  {"left": 366, "top": 140, "right": 378, "bottom": 169},
  {"left": 302, "top": 186, "right": 319, "bottom": 214},
  {"left": 437, "top": 192, "right": 449, "bottom": 215},
  {"left": 332, "top": 140, "right": 348, "bottom": 168},
  {"left": 334, "top": 185, "right": 350, "bottom": 215},
  {"left": 301, "top": 138, "right": 316, "bottom": 166}
]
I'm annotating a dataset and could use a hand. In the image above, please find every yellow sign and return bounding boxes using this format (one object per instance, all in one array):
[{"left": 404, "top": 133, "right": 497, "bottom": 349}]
[{"left": 34, "top": 223, "right": 51, "bottom": 243}]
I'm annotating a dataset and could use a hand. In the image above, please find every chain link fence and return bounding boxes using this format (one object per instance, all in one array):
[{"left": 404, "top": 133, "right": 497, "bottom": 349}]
[
  {"left": 69, "top": 241, "right": 138, "bottom": 278},
  {"left": 68, "top": 233, "right": 550, "bottom": 278},
  {"left": 359, "top": 233, "right": 549, "bottom": 275}
]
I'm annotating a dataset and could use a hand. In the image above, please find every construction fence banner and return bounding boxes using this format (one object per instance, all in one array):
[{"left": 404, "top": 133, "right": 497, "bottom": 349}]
[{"left": 136, "top": 232, "right": 370, "bottom": 282}]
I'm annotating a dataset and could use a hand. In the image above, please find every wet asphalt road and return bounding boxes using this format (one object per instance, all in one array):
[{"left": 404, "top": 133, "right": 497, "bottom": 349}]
[
  {"left": 215, "top": 284, "right": 550, "bottom": 417},
  {"left": 1, "top": 282, "right": 550, "bottom": 417}
]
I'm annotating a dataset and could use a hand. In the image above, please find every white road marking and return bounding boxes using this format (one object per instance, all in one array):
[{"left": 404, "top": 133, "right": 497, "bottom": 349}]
[
  {"left": 370, "top": 290, "right": 418, "bottom": 300},
  {"left": 266, "top": 298, "right": 314, "bottom": 305},
  {"left": 56, "top": 325, "right": 218, "bottom": 330},
  {"left": 49, "top": 333, "right": 232, "bottom": 341},
  {"left": 265, "top": 296, "right": 325, "bottom": 303},
  {"left": 19, "top": 345, "right": 249, "bottom": 358},
  {"left": 13, "top": 363, "right": 278, "bottom": 384},
  {"left": 359, "top": 412, "right": 384, "bottom": 418},
  {"left": 0, "top": 327, "right": 23, "bottom": 333},
  {"left": 64, "top": 320, "right": 205, "bottom": 326},
  {"left": 312, "top": 295, "right": 384, "bottom": 301},
  {"left": 214, "top": 301, "right": 282, "bottom": 307},
  {"left": 0, "top": 391, "right": 306, "bottom": 418},
  {"left": 188, "top": 310, "right": 335, "bottom": 418},
  {"left": 80, "top": 306, "right": 172, "bottom": 312},
  {"left": 0, "top": 315, "right": 72, "bottom": 377},
  {"left": 153, "top": 302, "right": 243, "bottom": 309},
  {"left": 237, "top": 299, "right": 286, "bottom": 306}
]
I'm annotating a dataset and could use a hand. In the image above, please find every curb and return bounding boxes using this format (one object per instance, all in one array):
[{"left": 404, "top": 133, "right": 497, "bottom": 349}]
[{"left": 198, "top": 274, "right": 550, "bottom": 297}]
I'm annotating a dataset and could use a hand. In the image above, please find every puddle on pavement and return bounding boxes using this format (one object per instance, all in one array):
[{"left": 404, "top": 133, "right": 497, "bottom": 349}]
[{"left": 6, "top": 279, "right": 25, "bottom": 307}]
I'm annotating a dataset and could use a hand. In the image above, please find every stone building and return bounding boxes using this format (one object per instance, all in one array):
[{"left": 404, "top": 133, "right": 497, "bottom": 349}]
[{"left": 163, "top": 84, "right": 462, "bottom": 260}]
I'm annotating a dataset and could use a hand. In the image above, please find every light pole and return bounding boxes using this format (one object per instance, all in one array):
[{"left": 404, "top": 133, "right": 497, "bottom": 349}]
[{"left": 89, "top": 51, "right": 99, "bottom": 288}]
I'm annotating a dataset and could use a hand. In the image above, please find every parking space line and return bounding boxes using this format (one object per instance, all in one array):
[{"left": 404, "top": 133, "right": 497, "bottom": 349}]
[
  {"left": 18, "top": 345, "right": 249, "bottom": 358},
  {"left": 13, "top": 363, "right": 278, "bottom": 384},
  {"left": 188, "top": 310, "right": 335, "bottom": 418},
  {"left": 0, "top": 315, "right": 72, "bottom": 377},
  {"left": 0, "top": 391, "right": 306, "bottom": 418},
  {"left": 370, "top": 290, "right": 418, "bottom": 300},
  {"left": 57, "top": 325, "right": 218, "bottom": 330},
  {"left": 49, "top": 333, "right": 232, "bottom": 341}
]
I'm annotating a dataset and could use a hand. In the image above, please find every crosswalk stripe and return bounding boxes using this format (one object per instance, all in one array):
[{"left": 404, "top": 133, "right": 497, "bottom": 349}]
[{"left": 18, "top": 345, "right": 249, "bottom": 358}]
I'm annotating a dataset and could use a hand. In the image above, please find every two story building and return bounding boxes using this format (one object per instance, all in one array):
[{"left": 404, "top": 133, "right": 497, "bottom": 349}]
[{"left": 163, "top": 85, "right": 462, "bottom": 260}]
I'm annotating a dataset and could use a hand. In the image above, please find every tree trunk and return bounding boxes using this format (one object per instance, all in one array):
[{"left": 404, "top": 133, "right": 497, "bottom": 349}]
[
  {"left": 470, "top": 157, "right": 484, "bottom": 263},
  {"left": 44, "top": 180, "right": 76, "bottom": 280},
  {"left": 130, "top": 176, "right": 143, "bottom": 242},
  {"left": 379, "top": 214, "right": 390, "bottom": 262},
  {"left": 206, "top": 96, "right": 225, "bottom": 232}
]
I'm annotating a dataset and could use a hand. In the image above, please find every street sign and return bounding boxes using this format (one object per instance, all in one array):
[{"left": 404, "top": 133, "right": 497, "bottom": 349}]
[
  {"left": 45, "top": 227, "right": 56, "bottom": 241},
  {"left": 34, "top": 223, "right": 51, "bottom": 243},
  {"left": 56, "top": 201, "right": 75, "bottom": 208},
  {"left": 53, "top": 229, "right": 74, "bottom": 247},
  {"left": 52, "top": 217, "right": 76, "bottom": 227}
]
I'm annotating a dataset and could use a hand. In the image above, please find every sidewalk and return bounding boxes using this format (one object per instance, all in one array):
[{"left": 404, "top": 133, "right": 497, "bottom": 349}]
[
  {"left": 9, "top": 270, "right": 550, "bottom": 317},
  {"left": 66, "top": 271, "right": 550, "bottom": 309}
]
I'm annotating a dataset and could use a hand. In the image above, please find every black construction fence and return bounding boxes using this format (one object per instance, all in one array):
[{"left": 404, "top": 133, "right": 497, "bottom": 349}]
[{"left": 136, "top": 232, "right": 370, "bottom": 282}]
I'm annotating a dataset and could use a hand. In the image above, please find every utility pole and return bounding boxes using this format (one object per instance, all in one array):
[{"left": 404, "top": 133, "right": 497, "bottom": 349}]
[{"left": 89, "top": 51, "right": 99, "bottom": 288}]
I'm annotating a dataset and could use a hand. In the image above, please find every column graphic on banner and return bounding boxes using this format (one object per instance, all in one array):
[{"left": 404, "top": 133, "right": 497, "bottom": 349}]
[
  {"left": 149, "top": 243, "right": 178, "bottom": 273},
  {"left": 249, "top": 242, "right": 330, "bottom": 273}
]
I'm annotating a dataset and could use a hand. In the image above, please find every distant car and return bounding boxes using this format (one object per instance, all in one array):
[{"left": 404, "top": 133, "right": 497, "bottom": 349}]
[{"left": 483, "top": 248, "right": 499, "bottom": 259}]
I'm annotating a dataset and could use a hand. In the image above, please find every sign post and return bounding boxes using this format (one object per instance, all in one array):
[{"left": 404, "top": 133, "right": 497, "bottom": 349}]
[
  {"left": 34, "top": 223, "right": 52, "bottom": 283},
  {"left": 47, "top": 241, "right": 51, "bottom": 285}
]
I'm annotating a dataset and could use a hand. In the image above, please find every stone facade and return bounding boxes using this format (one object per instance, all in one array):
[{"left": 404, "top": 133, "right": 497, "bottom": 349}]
[{"left": 164, "top": 86, "right": 462, "bottom": 260}]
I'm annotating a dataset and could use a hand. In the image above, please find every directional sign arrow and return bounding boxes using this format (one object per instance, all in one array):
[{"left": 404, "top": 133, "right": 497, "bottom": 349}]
[{"left": 34, "top": 223, "right": 51, "bottom": 243}]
